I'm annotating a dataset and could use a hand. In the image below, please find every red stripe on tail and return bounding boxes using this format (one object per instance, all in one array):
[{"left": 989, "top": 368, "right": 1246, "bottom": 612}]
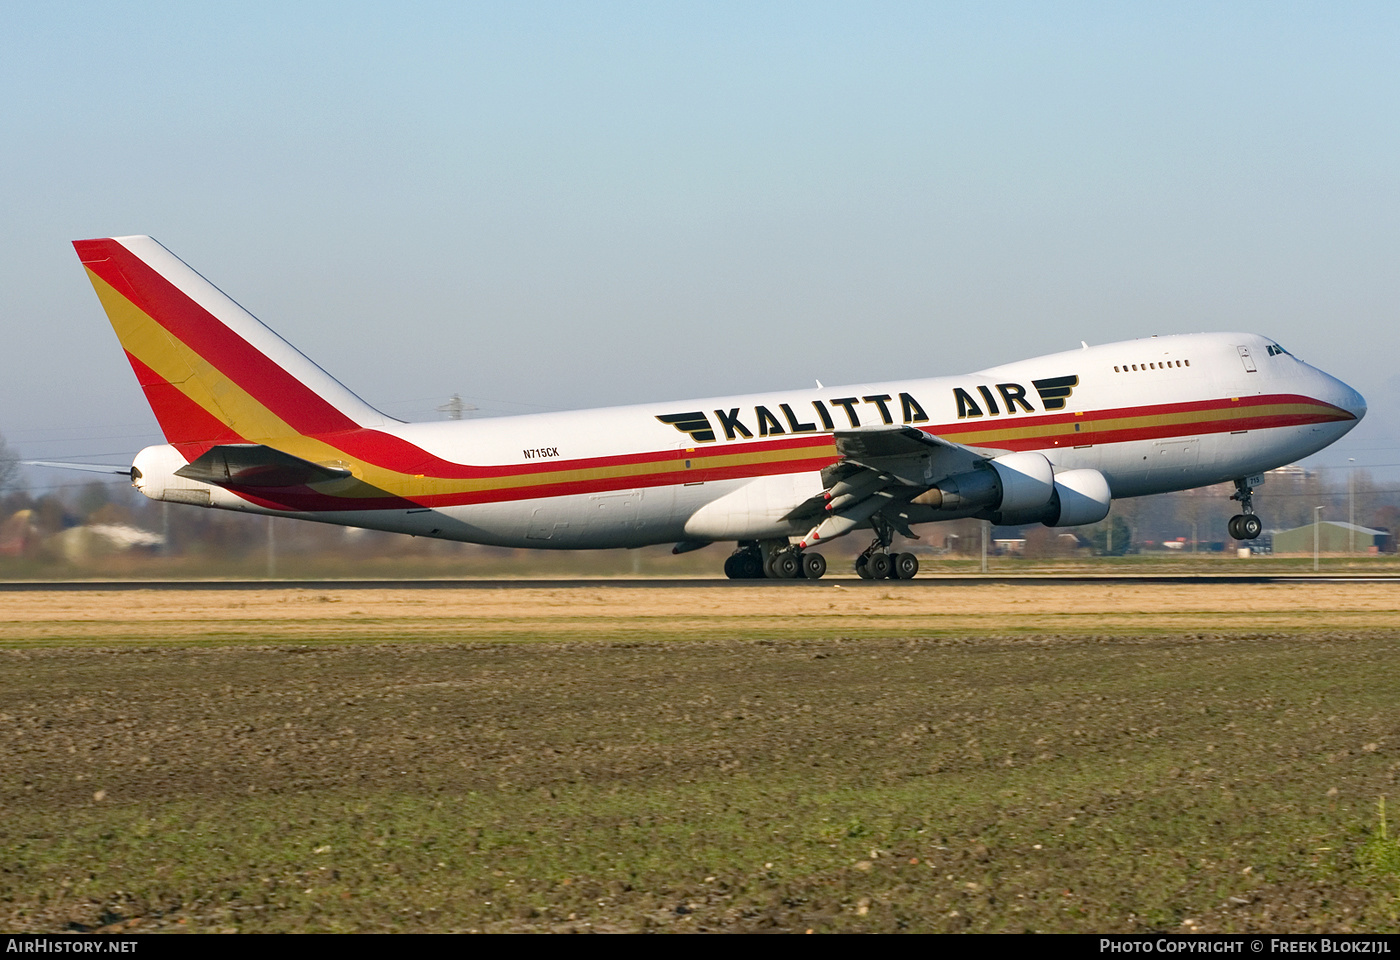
[
  {"left": 125, "top": 352, "right": 245, "bottom": 460},
  {"left": 76, "top": 239, "right": 363, "bottom": 439}
]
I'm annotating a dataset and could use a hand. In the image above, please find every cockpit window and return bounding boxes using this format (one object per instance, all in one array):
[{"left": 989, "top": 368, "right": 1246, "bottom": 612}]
[{"left": 1266, "top": 343, "right": 1291, "bottom": 357}]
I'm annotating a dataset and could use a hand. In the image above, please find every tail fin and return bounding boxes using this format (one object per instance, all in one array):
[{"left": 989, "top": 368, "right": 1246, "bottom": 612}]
[{"left": 73, "top": 236, "right": 392, "bottom": 460}]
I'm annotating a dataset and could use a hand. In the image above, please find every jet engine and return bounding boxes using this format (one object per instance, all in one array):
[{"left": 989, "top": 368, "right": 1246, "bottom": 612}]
[{"left": 913, "top": 454, "right": 1111, "bottom": 527}]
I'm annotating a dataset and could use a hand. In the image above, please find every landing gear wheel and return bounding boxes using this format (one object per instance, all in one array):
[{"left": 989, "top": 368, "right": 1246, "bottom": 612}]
[
  {"left": 772, "top": 552, "right": 801, "bottom": 579},
  {"left": 855, "top": 557, "right": 873, "bottom": 580},
  {"left": 727, "top": 551, "right": 763, "bottom": 579},
  {"left": 1228, "top": 514, "right": 1264, "bottom": 540},
  {"left": 892, "top": 552, "right": 919, "bottom": 580},
  {"left": 801, "top": 552, "right": 827, "bottom": 580},
  {"left": 867, "top": 552, "right": 893, "bottom": 580}
]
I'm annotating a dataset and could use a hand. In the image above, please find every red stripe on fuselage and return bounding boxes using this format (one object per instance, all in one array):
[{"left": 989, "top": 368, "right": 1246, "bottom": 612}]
[
  {"left": 935, "top": 392, "right": 1348, "bottom": 442},
  {"left": 230, "top": 394, "right": 1349, "bottom": 513}
]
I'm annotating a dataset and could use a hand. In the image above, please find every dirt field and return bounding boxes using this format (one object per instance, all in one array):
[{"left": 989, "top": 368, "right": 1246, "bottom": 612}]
[{"left": 2, "top": 583, "right": 1398, "bottom": 933}]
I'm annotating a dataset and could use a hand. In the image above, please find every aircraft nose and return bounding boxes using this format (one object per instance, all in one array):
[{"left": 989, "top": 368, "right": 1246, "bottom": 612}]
[
  {"left": 1339, "top": 380, "right": 1367, "bottom": 422},
  {"left": 1305, "top": 361, "right": 1366, "bottom": 424}
]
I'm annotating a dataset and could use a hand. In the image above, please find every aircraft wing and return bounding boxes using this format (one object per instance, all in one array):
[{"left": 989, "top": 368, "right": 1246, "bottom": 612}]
[
  {"left": 786, "top": 425, "right": 1005, "bottom": 529},
  {"left": 829, "top": 424, "right": 993, "bottom": 480}
]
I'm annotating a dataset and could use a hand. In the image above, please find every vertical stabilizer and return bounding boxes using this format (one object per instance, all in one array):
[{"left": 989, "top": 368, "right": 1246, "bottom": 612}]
[{"left": 73, "top": 236, "right": 392, "bottom": 458}]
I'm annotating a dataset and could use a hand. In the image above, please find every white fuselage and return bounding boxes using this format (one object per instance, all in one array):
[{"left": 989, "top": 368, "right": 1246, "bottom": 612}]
[{"left": 132, "top": 331, "right": 1365, "bottom": 549}]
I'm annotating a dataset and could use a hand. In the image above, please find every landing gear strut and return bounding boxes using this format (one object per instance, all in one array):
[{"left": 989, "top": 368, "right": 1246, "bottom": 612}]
[{"left": 1228, "top": 477, "right": 1264, "bottom": 541}]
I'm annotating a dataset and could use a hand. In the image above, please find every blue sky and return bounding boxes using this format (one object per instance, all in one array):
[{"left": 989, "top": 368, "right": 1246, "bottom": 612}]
[{"left": 3, "top": 2, "right": 1396, "bottom": 478}]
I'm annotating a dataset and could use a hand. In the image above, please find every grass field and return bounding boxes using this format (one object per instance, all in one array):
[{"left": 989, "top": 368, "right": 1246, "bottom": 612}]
[{"left": 2, "top": 583, "right": 1398, "bottom": 933}]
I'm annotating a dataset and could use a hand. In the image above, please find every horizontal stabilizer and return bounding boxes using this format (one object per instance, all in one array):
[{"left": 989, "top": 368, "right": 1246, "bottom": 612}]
[
  {"left": 174, "top": 444, "right": 353, "bottom": 488},
  {"left": 23, "top": 460, "right": 134, "bottom": 477}
]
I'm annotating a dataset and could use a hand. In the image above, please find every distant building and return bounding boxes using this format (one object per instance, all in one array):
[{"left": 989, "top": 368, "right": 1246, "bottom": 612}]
[
  {"left": 49, "top": 523, "right": 166, "bottom": 562},
  {"left": 1271, "top": 521, "right": 1391, "bottom": 554}
]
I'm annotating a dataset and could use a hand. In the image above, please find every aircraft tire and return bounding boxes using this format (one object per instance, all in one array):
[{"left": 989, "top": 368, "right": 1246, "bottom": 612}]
[
  {"left": 736, "top": 553, "right": 764, "bottom": 579},
  {"left": 1228, "top": 515, "right": 1245, "bottom": 540},
  {"left": 855, "top": 557, "right": 873, "bottom": 580},
  {"left": 801, "top": 552, "right": 827, "bottom": 580},
  {"left": 893, "top": 552, "right": 919, "bottom": 579},
  {"left": 773, "top": 552, "right": 801, "bottom": 579},
  {"left": 867, "top": 552, "right": 893, "bottom": 580},
  {"left": 1239, "top": 515, "right": 1262, "bottom": 540}
]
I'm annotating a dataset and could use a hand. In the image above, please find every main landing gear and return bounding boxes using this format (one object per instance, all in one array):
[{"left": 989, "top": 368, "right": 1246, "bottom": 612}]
[
  {"left": 1227, "top": 477, "right": 1264, "bottom": 541},
  {"left": 723, "top": 518, "right": 921, "bottom": 581},
  {"left": 722, "top": 547, "right": 765, "bottom": 580},
  {"left": 723, "top": 543, "right": 828, "bottom": 580},
  {"left": 853, "top": 519, "right": 920, "bottom": 580}
]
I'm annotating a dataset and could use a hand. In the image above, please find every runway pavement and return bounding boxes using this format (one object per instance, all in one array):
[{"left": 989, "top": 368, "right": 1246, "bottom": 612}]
[{"left": 2, "top": 573, "right": 1398, "bottom": 591}]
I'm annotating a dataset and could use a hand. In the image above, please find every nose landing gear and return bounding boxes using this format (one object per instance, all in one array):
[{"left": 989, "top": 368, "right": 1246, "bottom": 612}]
[
  {"left": 1228, "top": 477, "right": 1264, "bottom": 541},
  {"left": 1228, "top": 514, "right": 1263, "bottom": 540}
]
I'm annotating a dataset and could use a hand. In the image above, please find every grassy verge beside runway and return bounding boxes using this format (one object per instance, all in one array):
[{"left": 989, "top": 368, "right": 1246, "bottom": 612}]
[
  {"left": 2, "top": 581, "right": 1400, "bottom": 648},
  {"left": 1, "top": 586, "right": 1397, "bottom": 932}
]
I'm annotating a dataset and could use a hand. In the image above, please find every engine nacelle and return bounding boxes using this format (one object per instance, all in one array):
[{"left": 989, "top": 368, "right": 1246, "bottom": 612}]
[
  {"left": 993, "top": 467, "right": 1112, "bottom": 526},
  {"left": 911, "top": 455, "right": 1110, "bottom": 528},
  {"left": 1043, "top": 468, "right": 1112, "bottom": 527},
  {"left": 987, "top": 452, "right": 1056, "bottom": 514}
]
